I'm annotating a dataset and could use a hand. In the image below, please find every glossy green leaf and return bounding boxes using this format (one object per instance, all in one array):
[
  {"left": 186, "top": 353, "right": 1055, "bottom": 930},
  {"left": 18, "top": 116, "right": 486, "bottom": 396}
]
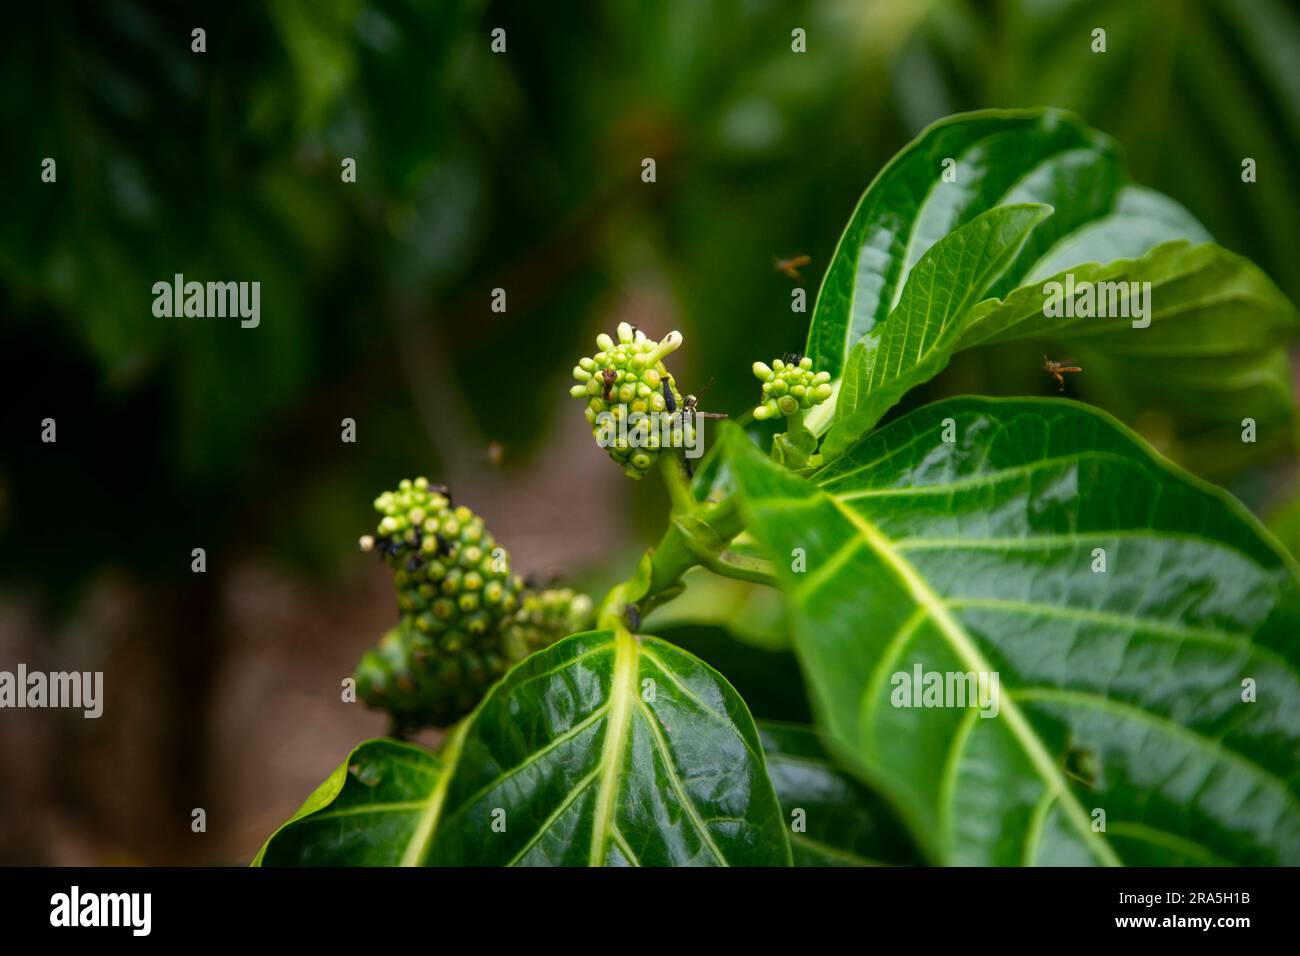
[
  {"left": 253, "top": 739, "right": 447, "bottom": 866},
  {"left": 805, "top": 109, "right": 1298, "bottom": 473},
  {"left": 824, "top": 236, "right": 1300, "bottom": 463},
  {"left": 724, "top": 402, "right": 1300, "bottom": 865},
  {"left": 823, "top": 201, "right": 1051, "bottom": 459},
  {"left": 759, "top": 721, "right": 922, "bottom": 867},
  {"left": 427, "top": 628, "right": 790, "bottom": 866},
  {"left": 804, "top": 109, "right": 1206, "bottom": 384}
]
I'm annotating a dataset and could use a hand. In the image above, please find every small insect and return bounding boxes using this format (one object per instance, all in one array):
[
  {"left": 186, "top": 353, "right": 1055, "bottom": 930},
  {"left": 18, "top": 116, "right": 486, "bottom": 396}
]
[
  {"left": 1060, "top": 739, "right": 1099, "bottom": 790},
  {"left": 682, "top": 394, "right": 728, "bottom": 421},
  {"left": 774, "top": 254, "right": 811, "bottom": 282},
  {"left": 674, "top": 379, "right": 727, "bottom": 478},
  {"left": 624, "top": 603, "right": 642, "bottom": 632},
  {"left": 675, "top": 378, "right": 727, "bottom": 426},
  {"left": 1043, "top": 355, "right": 1083, "bottom": 392},
  {"left": 662, "top": 378, "right": 677, "bottom": 414},
  {"left": 782, "top": 351, "right": 804, "bottom": 366},
  {"left": 601, "top": 368, "right": 618, "bottom": 402},
  {"left": 523, "top": 571, "right": 563, "bottom": 590}
]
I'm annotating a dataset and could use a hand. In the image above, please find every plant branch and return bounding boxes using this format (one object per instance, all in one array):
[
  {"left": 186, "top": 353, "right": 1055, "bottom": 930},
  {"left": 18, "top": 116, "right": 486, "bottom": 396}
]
[{"left": 659, "top": 453, "right": 695, "bottom": 515}]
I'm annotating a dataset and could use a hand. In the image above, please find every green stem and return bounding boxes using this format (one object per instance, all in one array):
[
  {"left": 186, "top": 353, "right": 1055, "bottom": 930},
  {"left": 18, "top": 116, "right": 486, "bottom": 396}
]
[
  {"left": 700, "top": 548, "right": 776, "bottom": 587},
  {"left": 658, "top": 452, "right": 695, "bottom": 515},
  {"left": 785, "top": 408, "right": 805, "bottom": 437},
  {"left": 596, "top": 492, "right": 749, "bottom": 631}
]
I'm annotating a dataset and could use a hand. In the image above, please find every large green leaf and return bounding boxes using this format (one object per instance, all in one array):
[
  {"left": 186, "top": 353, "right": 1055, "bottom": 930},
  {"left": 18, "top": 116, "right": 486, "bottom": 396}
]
[
  {"left": 804, "top": 109, "right": 1207, "bottom": 383},
  {"left": 824, "top": 236, "right": 1300, "bottom": 463},
  {"left": 805, "top": 109, "right": 1298, "bottom": 474},
  {"left": 428, "top": 628, "right": 790, "bottom": 865},
  {"left": 759, "top": 721, "right": 922, "bottom": 867},
  {"left": 257, "top": 629, "right": 790, "bottom": 866},
  {"left": 254, "top": 739, "right": 447, "bottom": 866},
  {"left": 823, "top": 201, "right": 1051, "bottom": 459},
  {"left": 723, "top": 402, "right": 1300, "bottom": 865}
]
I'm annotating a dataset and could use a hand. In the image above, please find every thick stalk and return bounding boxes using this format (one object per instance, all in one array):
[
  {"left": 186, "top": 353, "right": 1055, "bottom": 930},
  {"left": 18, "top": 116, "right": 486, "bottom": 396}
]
[{"left": 597, "top": 472, "right": 748, "bottom": 630}]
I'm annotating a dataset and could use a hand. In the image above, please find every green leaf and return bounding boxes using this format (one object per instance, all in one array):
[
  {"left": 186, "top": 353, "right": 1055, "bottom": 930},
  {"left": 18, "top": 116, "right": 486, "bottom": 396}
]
[
  {"left": 804, "top": 109, "right": 1298, "bottom": 475},
  {"left": 759, "top": 721, "right": 923, "bottom": 866},
  {"left": 427, "top": 628, "right": 790, "bottom": 865},
  {"left": 822, "top": 202, "right": 1052, "bottom": 460},
  {"left": 256, "top": 629, "right": 789, "bottom": 866},
  {"left": 804, "top": 109, "right": 1206, "bottom": 383},
  {"left": 723, "top": 402, "right": 1300, "bottom": 865},
  {"left": 825, "top": 237, "right": 1300, "bottom": 465},
  {"left": 253, "top": 739, "right": 448, "bottom": 866}
]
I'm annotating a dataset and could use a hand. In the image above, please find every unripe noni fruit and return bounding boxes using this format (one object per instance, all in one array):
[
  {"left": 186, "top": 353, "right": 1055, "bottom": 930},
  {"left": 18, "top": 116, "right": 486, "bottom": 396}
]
[
  {"left": 568, "top": 322, "right": 693, "bottom": 478},
  {"left": 355, "top": 478, "right": 526, "bottom": 727},
  {"left": 751, "top": 355, "right": 833, "bottom": 421},
  {"left": 361, "top": 477, "right": 524, "bottom": 644},
  {"left": 502, "top": 588, "right": 596, "bottom": 661},
  {"left": 355, "top": 478, "right": 594, "bottom": 730},
  {"left": 355, "top": 621, "right": 493, "bottom": 730}
]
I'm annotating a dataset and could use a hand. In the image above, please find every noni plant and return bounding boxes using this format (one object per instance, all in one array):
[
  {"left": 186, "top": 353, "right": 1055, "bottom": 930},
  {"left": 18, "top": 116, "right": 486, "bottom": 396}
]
[{"left": 256, "top": 110, "right": 1300, "bottom": 868}]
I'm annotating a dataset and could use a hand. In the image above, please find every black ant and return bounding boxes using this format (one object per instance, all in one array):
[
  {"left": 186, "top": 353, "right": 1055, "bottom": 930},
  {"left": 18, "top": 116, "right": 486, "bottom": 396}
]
[
  {"left": 523, "top": 571, "right": 563, "bottom": 590},
  {"left": 782, "top": 351, "right": 804, "bottom": 366},
  {"left": 670, "top": 378, "right": 727, "bottom": 478},
  {"left": 679, "top": 378, "right": 727, "bottom": 426}
]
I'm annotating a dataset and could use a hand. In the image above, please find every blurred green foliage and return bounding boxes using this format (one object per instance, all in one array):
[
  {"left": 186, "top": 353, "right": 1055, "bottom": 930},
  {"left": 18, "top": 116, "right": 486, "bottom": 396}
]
[{"left": 2, "top": 0, "right": 1296, "bottom": 604}]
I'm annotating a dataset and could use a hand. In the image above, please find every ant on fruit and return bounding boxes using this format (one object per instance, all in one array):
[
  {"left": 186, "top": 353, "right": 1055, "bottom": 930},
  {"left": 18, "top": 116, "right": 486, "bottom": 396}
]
[
  {"left": 666, "top": 377, "right": 726, "bottom": 478},
  {"left": 601, "top": 368, "right": 618, "bottom": 402},
  {"left": 672, "top": 377, "right": 727, "bottom": 428}
]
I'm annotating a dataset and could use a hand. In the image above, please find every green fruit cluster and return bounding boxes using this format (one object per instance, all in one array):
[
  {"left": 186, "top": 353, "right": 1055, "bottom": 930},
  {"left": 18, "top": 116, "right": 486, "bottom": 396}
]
[
  {"left": 569, "top": 322, "right": 692, "bottom": 478},
  {"left": 503, "top": 587, "right": 595, "bottom": 661},
  {"left": 352, "top": 478, "right": 592, "bottom": 729},
  {"left": 751, "top": 356, "right": 833, "bottom": 420}
]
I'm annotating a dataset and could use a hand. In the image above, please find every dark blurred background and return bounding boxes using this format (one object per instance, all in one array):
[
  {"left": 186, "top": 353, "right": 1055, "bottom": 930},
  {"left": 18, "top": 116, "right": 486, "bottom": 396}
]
[{"left": 2, "top": 0, "right": 1297, "bottom": 864}]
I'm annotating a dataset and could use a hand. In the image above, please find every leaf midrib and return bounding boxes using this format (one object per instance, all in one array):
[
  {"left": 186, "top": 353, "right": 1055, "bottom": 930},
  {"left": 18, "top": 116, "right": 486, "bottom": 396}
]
[
  {"left": 402, "top": 725, "right": 463, "bottom": 866},
  {"left": 589, "top": 628, "right": 638, "bottom": 866},
  {"left": 825, "top": 494, "right": 1123, "bottom": 866}
]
